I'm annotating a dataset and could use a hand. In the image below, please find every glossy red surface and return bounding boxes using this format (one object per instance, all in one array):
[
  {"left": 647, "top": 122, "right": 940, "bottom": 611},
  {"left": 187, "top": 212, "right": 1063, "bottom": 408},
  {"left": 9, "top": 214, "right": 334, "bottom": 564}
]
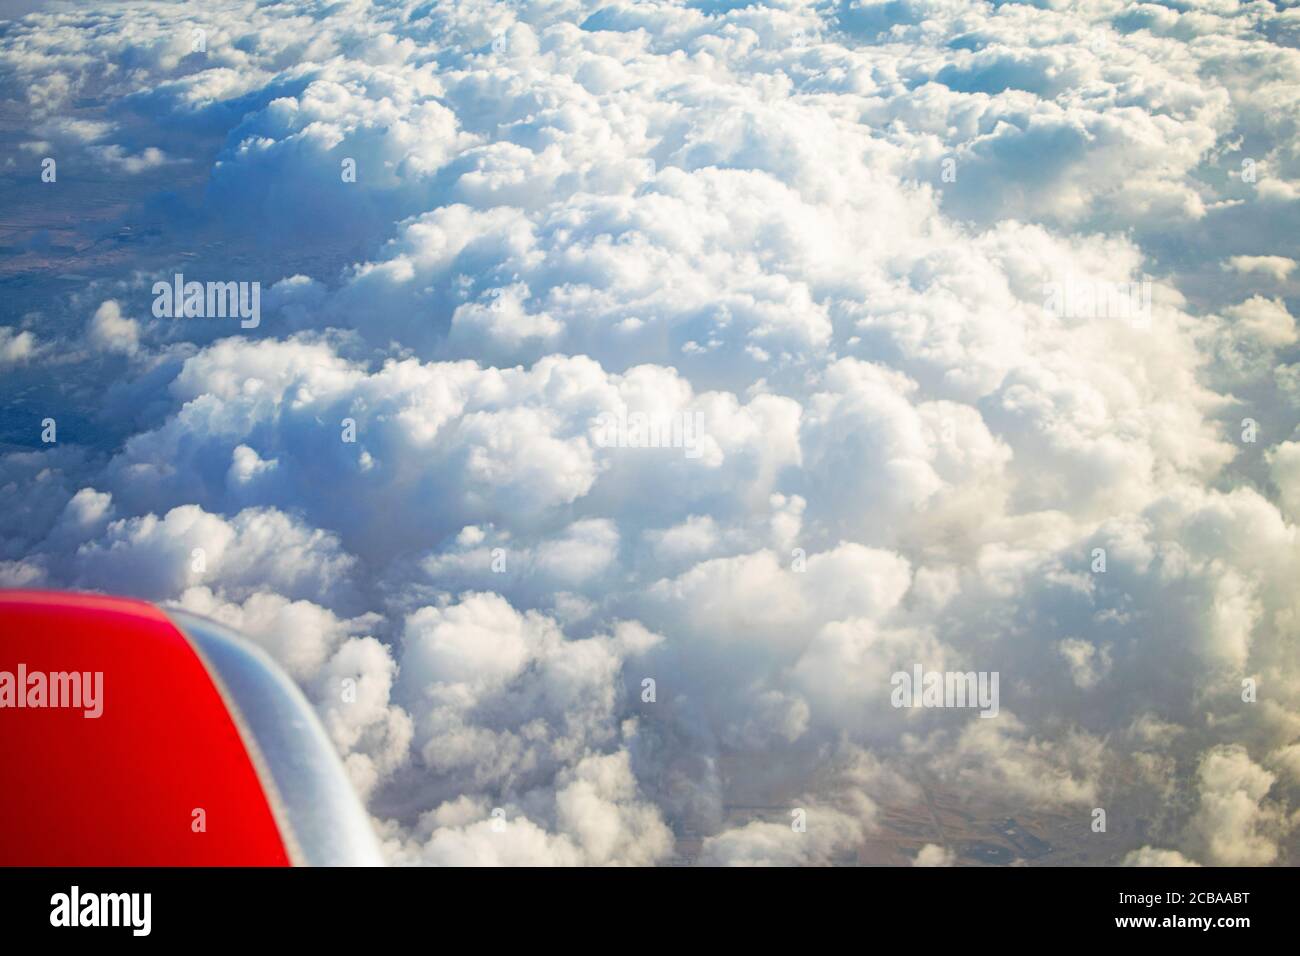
[{"left": 0, "top": 590, "right": 291, "bottom": 865}]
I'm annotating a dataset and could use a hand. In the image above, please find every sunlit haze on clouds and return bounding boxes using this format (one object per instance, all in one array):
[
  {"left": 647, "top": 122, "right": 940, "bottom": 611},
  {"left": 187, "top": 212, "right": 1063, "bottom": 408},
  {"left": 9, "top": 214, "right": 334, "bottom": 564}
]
[{"left": 1, "top": 0, "right": 1299, "bottom": 866}]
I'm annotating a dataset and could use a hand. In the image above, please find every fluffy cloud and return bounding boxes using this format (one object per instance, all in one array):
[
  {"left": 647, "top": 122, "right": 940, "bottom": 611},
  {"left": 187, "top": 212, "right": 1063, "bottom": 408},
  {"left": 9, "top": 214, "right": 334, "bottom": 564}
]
[
  {"left": 1120, "top": 847, "right": 1201, "bottom": 867},
  {"left": 913, "top": 843, "right": 956, "bottom": 867},
  {"left": 0, "top": 328, "right": 39, "bottom": 367},
  {"left": 87, "top": 300, "right": 140, "bottom": 354},
  {"left": 1188, "top": 745, "right": 1291, "bottom": 866}
]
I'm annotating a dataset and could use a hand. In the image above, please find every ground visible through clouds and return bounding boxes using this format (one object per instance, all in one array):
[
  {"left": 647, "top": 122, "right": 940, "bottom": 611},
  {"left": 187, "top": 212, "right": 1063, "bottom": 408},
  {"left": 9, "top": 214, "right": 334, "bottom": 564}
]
[{"left": 2, "top": 0, "right": 1299, "bottom": 866}]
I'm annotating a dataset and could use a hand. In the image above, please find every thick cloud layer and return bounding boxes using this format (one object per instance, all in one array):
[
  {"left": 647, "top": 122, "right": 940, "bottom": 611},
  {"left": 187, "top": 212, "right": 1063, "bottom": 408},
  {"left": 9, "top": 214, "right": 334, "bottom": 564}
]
[{"left": 2, "top": 0, "right": 1298, "bottom": 865}]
